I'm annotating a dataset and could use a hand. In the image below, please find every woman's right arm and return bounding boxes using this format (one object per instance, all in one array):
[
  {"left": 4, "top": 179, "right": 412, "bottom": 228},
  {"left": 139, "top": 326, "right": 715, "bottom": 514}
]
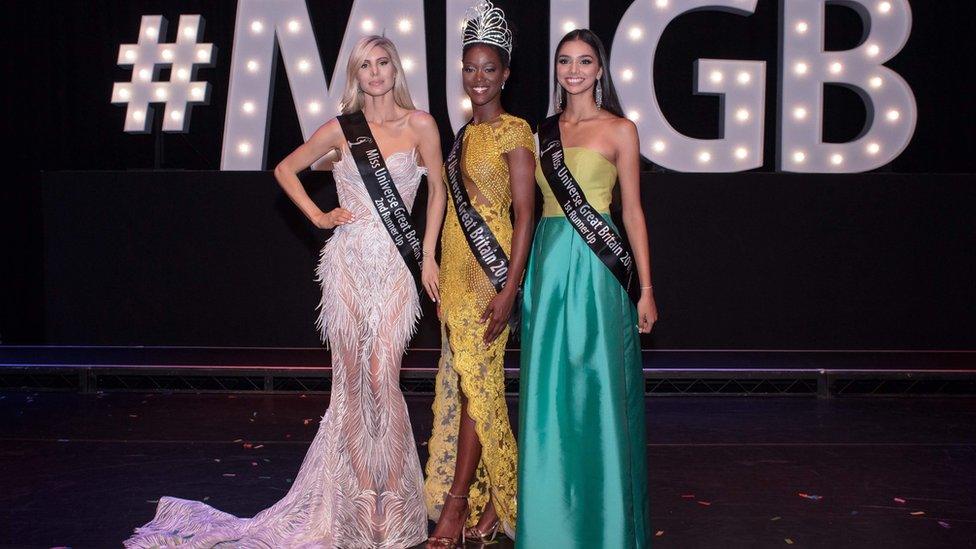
[{"left": 273, "top": 120, "right": 353, "bottom": 229}]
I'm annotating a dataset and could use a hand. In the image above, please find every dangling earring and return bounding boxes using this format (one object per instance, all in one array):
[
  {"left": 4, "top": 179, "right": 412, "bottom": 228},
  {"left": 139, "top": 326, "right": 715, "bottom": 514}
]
[
  {"left": 595, "top": 81, "right": 603, "bottom": 109},
  {"left": 502, "top": 81, "right": 506, "bottom": 90},
  {"left": 556, "top": 87, "right": 564, "bottom": 113}
]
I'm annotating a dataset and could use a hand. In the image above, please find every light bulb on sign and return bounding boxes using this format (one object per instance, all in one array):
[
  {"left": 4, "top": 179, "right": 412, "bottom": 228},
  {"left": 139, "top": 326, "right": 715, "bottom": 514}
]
[
  {"left": 133, "top": 110, "right": 145, "bottom": 122},
  {"left": 794, "top": 62, "right": 808, "bottom": 75},
  {"left": 298, "top": 59, "right": 310, "bottom": 73},
  {"left": 866, "top": 44, "right": 880, "bottom": 57},
  {"left": 628, "top": 26, "right": 643, "bottom": 41},
  {"left": 288, "top": 20, "right": 300, "bottom": 33},
  {"left": 139, "top": 68, "right": 152, "bottom": 81},
  {"left": 196, "top": 49, "right": 209, "bottom": 61},
  {"left": 627, "top": 110, "right": 640, "bottom": 121},
  {"left": 878, "top": 2, "right": 892, "bottom": 14},
  {"left": 250, "top": 20, "right": 263, "bottom": 33},
  {"left": 869, "top": 76, "right": 883, "bottom": 88},
  {"left": 886, "top": 109, "right": 900, "bottom": 121},
  {"left": 461, "top": 97, "right": 472, "bottom": 110},
  {"left": 145, "top": 27, "right": 158, "bottom": 38},
  {"left": 170, "top": 110, "right": 182, "bottom": 121},
  {"left": 734, "top": 147, "right": 748, "bottom": 160},
  {"left": 176, "top": 68, "right": 189, "bottom": 81},
  {"left": 246, "top": 60, "right": 259, "bottom": 73},
  {"left": 161, "top": 49, "right": 173, "bottom": 61},
  {"left": 830, "top": 154, "right": 844, "bottom": 165},
  {"left": 183, "top": 27, "right": 196, "bottom": 38},
  {"left": 124, "top": 49, "right": 137, "bottom": 61},
  {"left": 829, "top": 62, "right": 843, "bottom": 74},
  {"left": 155, "top": 87, "right": 168, "bottom": 100},
  {"left": 709, "top": 71, "right": 723, "bottom": 83},
  {"left": 402, "top": 57, "right": 415, "bottom": 72},
  {"left": 867, "top": 142, "right": 881, "bottom": 155},
  {"left": 652, "top": 140, "right": 666, "bottom": 153},
  {"left": 735, "top": 108, "right": 749, "bottom": 122},
  {"left": 190, "top": 86, "right": 204, "bottom": 100},
  {"left": 655, "top": 0, "right": 668, "bottom": 8},
  {"left": 793, "top": 107, "right": 808, "bottom": 120},
  {"left": 118, "top": 88, "right": 130, "bottom": 100},
  {"left": 698, "top": 151, "right": 711, "bottom": 163},
  {"left": 621, "top": 68, "right": 634, "bottom": 82},
  {"left": 737, "top": 71, "right": 751, "bottom": 85},
  {"left": 361, "top": 19, "right": 375, "bottom": 32},
  {"left": 308, "top": 101, "right": 321, "bottom": 113},
  {"left": 242, "top": 101, "right": 255, "bottom": 113},
  {"left": 792, "top": 151, "right": 806, "bottom": 163},
  {"left": 238, "top": 142, "right": 251, "bottom": 155},
  {"left": 796, "top": 21, "right": 809, "bottom": 34},
  {"left": 562, "top": 20, "right": 576, "bottom": 33},
  {"left": 398, "top": 18, "right": 412, "bottom": 33}
]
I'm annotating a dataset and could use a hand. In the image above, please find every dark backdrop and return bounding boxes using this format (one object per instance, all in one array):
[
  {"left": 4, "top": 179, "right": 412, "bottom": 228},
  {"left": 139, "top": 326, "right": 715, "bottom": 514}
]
[{"left": 3, "top": 0, "right": 975, "bottom": 348}]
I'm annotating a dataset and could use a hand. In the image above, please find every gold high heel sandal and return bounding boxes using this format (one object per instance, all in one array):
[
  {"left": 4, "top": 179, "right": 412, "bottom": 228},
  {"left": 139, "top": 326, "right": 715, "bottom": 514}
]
[
  {"left": 426, "top": 492, "right": 469, "bottom": 548},
  {"left": 464, "top": 520, "right": 500, "bottom": 545}
]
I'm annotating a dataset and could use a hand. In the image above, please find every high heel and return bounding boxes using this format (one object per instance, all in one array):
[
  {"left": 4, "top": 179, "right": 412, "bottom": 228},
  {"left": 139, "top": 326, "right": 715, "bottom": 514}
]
[
  {"left": 464, "top": 519, "right": 500, "bottom": 545},
  {"left": 426, "top": 492, "right": 469, "bottom": 548}
]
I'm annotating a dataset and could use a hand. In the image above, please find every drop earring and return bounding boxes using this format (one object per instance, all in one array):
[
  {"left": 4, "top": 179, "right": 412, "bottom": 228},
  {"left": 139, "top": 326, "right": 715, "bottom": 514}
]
[
  {"left": 556, "top": 87, "right": 564, "bottom": 113},
  {"left": 595, "top": 82, "right": 603, "bottom": 109}
]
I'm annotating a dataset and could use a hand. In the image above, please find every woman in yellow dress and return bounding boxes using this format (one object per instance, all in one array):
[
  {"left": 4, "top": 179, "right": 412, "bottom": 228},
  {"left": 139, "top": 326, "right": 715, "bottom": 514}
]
[{"left": 422, "top": 1, "right": 535, "bottom": 546}]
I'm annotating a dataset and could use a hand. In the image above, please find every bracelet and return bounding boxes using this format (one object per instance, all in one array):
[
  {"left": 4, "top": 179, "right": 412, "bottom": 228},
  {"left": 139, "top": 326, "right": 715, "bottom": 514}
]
[{"left": 640, "top": 285, "right": 653, "bottom": 290}]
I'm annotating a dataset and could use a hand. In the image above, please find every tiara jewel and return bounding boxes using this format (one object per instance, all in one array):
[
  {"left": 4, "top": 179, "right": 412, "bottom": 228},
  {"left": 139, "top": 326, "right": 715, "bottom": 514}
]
[{"left": 462, "top": 0, "right": 513, "bottom": 55}]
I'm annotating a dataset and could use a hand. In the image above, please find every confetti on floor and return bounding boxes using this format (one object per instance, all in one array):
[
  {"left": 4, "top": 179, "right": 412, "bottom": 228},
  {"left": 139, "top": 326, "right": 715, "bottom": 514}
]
[
  {"left": 655, "top": 531, "right": 664, "bottom": 537},
  {"left": 697, "top": 501, "right": 712, "bottom": 506},
  {"left": 938, "top": 521, "right": 951, "bottom": 529},
  {"left": 798, "top": 492, "right": 823, "bottom": 501},
  {"left": 771, "top": 516, "right": 782, "bottom": 521},
  {"left": 222, "top": 473, "right": 236, "bottom": 477},
  {"left": 894, "top": 497, "right": 907, "bottom": 504},
  {"left": 910, "top": 511, "right": 925, "bottom": 516},
  {"left": 681, "top": 494, "right": 695, "bottom": 499},
  {"left": 253, "top": 444, "right": 264, "bottom": 449},
  {"left": 785, "top": 538, "right": 794, "bottom": 545}
]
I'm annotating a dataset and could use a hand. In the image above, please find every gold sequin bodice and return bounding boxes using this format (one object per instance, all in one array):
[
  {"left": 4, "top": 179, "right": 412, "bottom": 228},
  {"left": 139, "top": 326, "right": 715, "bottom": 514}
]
[{"left": 440, "top": 113, "right": 534, "bottom": 315}]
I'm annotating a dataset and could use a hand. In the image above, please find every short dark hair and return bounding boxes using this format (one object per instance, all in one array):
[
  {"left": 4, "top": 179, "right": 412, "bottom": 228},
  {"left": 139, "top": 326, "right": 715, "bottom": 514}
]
[{"left": 462, "top": 41, "right": 511, "bottom": 69}]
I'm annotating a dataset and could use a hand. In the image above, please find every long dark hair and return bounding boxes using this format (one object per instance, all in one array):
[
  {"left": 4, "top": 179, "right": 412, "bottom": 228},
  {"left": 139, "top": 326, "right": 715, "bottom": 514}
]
[{"left": 553, "top": 29, "right": 624, "bottom": 118}]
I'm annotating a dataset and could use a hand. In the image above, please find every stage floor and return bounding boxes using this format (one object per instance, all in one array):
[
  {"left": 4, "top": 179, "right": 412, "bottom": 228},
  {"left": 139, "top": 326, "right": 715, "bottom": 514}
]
[{"left": 2, "top": 392, "right": 974, "bottom": 548}]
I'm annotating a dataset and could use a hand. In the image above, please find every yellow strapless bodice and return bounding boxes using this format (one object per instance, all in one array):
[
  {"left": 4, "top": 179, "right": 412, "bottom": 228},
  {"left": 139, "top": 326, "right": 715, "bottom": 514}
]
[{"left": 535, "top": 147, "right": 617, "bottom": 217}]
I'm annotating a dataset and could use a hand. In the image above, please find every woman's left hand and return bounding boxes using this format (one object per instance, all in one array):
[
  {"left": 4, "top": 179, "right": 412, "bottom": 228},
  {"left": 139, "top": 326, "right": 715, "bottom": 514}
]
[
  {"left": 637, "top": 292, "right": 658, "bottom": 334},
  {"left": 481, "top": 288, "right": 517, "bottom": 344}
]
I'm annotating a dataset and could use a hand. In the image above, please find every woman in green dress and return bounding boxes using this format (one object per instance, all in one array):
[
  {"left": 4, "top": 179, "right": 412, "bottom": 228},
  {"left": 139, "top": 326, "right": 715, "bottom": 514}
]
[{"left": 517, "top": 29, "right": 658, "bottom": 548}]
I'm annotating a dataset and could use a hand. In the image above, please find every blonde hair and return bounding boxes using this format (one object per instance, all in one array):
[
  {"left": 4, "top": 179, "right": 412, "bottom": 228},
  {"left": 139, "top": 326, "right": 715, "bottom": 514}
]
[{"left": 339, "top": 35, "right": 416, "bottom": 114}]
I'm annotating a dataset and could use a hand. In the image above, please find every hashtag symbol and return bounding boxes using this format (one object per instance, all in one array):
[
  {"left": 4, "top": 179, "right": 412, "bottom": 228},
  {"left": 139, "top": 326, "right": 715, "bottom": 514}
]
[{"left": 111, "top": 15, "right": 215, "bottom": 133}]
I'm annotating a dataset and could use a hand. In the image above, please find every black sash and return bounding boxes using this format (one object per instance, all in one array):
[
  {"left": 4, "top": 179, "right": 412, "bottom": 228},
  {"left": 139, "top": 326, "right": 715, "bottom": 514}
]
[
  {"left": 336, "top": 111, "right": 423, "bottom": 295},
  {"left": 538, "top": 115, "right": 639, "bottom": 305},
  {"left": 444, "top": 123, "right": 510, "bottom": 294}
]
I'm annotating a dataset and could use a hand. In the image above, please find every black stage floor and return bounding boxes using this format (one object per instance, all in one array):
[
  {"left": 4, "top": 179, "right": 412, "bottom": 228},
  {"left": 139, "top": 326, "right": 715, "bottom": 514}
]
[{"left": 2, "top": 391, "right": 974, "bottom": 548}]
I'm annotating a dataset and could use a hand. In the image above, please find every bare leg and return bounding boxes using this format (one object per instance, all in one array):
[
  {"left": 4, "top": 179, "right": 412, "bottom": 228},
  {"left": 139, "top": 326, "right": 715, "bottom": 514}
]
[{"left": 427, "top": 392, "right": 482, "bottom": 545}]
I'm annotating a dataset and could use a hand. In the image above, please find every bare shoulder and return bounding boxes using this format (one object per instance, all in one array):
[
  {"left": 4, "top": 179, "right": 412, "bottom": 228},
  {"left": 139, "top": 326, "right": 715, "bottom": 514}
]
[
  {"left": 314, "top": 117, "right": 342, "bottom": 136},
  {"left": 406, "top": 109, "right": 437, "bottom": 132},
  {"left": 599, "top": 115, "right": 635, "bottom": 150}
]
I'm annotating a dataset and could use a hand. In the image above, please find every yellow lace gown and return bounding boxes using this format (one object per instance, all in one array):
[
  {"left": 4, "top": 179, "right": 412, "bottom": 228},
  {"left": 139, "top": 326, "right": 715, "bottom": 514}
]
[{"left": 424, "top": 113, "right": 534, "bottom": 538}]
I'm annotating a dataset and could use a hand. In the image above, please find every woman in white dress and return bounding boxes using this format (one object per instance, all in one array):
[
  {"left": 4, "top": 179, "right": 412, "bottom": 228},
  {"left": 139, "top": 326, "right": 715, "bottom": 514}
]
[{"left": 125, "top": 35, "right": 446, "bottom": 549}]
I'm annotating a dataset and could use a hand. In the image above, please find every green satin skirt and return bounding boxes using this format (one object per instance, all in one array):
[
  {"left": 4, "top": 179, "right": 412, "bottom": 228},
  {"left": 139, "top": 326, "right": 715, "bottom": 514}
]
[{"left": 517, "top": 215, "right": 650, "bottom": 548}]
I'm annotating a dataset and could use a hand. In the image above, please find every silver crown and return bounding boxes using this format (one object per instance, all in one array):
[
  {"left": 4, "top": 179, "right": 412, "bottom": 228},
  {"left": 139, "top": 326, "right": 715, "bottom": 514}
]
[{"left": 462, "top": 0, "right": 513, "bottom": 55}]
